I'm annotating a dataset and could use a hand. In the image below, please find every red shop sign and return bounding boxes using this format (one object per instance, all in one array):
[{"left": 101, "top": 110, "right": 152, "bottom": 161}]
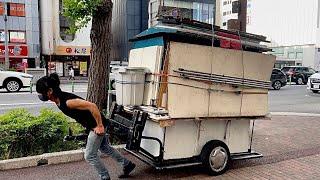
[{"left": 0, "top": 44, "right": 28, "bottom": 57}]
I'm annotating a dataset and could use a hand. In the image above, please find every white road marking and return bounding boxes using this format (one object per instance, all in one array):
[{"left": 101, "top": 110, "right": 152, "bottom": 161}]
[{"left": 271, "top": 112, "right": 320, "bottom": 117}]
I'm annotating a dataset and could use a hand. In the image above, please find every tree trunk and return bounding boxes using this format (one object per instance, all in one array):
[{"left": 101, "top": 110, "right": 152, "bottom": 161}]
[{"left": 87, "top": 0, "right": 113, "bottom": 110}]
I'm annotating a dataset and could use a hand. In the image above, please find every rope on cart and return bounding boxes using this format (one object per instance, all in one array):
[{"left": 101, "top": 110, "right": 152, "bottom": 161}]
[{"left": 238, "top": 30, "right": 245, "bottom": 116}]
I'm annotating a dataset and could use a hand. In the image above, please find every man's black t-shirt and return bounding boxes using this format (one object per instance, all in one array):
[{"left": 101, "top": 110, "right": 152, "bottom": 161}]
[{"left": 57, "top": 91, "right": 110, "bottom": 131}]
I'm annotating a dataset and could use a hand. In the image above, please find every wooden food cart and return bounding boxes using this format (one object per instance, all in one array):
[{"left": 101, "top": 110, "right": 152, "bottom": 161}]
[{"left": 110, "top": 19, "right": 275, "bottom": 176}]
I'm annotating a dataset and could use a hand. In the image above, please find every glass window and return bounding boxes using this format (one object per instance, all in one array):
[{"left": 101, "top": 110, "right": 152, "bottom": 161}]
[
  {"left": 288, "top": 52, "right": 296, "bottom": 59},
  {"left": 9, "top": 31, "right": 26, "bottom": 43},
  {"left": 0, "top": 3, "right": 4, "bottom": 15},
  {"left": 301, "top": 67, "right": 308, "bottom": 72},
  {"left": 308, "top": 68, "right": 316, "bottom": 74},
  {"left": 296, "top": 52, "right": 303, "bottom": 59},
  {"left": 158, "top": 0, "right": 216, "bottom": 25},
  {"left": 273, "top": 47, "right": 284, "bottom": 54},
  {"left": 295, "top": 67, "right": 303, "bottom": 72},
  {"left": 8, "top": 3, "right": 25, "bottom": 17},
  {"left": 0, "top": 31, "right": 5, "bottom": 42}
]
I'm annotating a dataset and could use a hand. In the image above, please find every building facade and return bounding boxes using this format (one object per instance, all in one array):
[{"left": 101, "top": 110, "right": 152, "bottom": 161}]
[
  {"left": 220, "top": 0, "right": 238, "bottom": 29},
  {"left": 149, "top": 0, "right": 218, "bottom": 27},
  {"left": 111, "top": 0, "right": 221, "bottom": 62},
  {"left": 269, "top": 45, "right": 320, "bottom": 71},
  {"left": 220, "top": 0, "right": 320, "bottom": 70},
  {"left": 0, "top": 0, "right": 40, "bottom": 70},
  {"left": 111, "top": 0, "right": 149, "bottom": 62},
  {"left": 40, "top": 0, "right": 91, "bottom": 77}
]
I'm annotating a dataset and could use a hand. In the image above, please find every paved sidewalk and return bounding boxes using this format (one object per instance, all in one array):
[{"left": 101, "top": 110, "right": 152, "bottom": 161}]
[{"left": 1, "top": 115, "right": 319, "bottom": 179}]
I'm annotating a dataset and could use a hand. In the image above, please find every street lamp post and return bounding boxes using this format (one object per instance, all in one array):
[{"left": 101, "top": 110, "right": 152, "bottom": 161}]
[{"left": 2, "top": 1, "right": 9, "bottom": 70}]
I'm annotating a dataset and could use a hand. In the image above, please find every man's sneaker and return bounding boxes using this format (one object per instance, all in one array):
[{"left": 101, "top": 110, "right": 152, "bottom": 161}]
[{"left": 118, "top": 161, "right": 136, "bottom": 178}]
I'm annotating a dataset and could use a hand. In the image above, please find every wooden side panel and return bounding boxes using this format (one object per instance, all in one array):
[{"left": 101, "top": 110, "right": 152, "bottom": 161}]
[
  {"left": 167, "top": 42, "right": 213, "bottom": 74},
  {"left": 168, "top": 77, "right": 210, "bottom": 118},
  {"left": 129, "top": 46, "right": 164, "bottom": 105},
  {"left": 166, "top": 42, "right": 274, "bottom": 118},
  {"left": 211, "top": 47, "right": 244, "bottom": 78},
  {"left": 209, "top": 84, "right": 242, "bottom": 117},
  {"left": 167, "top": 42, "right": 211, "bottom": 118},
  {"left": 241, "top": 94, "right": 269, "bottom": 116},
  {"left": 243, "top": 51, "right": 276, "bottom": 81}
]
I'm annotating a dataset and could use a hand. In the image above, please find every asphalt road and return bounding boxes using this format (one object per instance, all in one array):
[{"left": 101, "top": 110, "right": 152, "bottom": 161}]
[
  {"left": 269, "top": 84, "right": 320, "bottom": 114},
  {"left": 0, "top": 84, "right": 319, "bottom": 115},
  {"left": 0, "top": 83, "right": 87, "bottom": 115}
]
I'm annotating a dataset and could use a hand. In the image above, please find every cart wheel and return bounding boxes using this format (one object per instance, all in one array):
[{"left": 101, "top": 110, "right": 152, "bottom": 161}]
[{"left": 201, "top": 140, "right": 230, "bottom": 176}]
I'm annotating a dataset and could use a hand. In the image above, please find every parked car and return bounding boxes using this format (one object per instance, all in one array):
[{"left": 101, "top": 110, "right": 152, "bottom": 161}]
[
  {"left": 281, "top": 66, "right": 316, "bottom": 85},
  {"left": 270, "top": 68, "right": 287, "bottom": 90},
  {"left": 307, "top": 72, "right": 320, "bottom": 93},
  {"left": 0, "top": 68, "right": 33, "bottom": 92}
]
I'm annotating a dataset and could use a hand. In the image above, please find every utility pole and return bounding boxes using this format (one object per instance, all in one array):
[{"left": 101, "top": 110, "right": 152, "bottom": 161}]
[
  {"left": 238, "top": 0, "right": 247, "bottom": 32},
  {"left": 3, "top": 1, "right": 9, "bottom": 70}
]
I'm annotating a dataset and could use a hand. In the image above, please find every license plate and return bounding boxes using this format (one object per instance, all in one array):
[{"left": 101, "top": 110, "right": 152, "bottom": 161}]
[{"left": 314, "top": 84, "right": 319, "bottom": 89}]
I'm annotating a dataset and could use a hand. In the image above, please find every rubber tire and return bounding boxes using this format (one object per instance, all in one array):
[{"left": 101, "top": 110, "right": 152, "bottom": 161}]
[
  {"left": 5, "top": 79, "right": 21, "bottom": 92},
  {"left": 272, "top": 80, "right": 282, "bottom": 90},
  {"left": 312, "top": 90, "right": 319, "bottom": 93},
  {"left": 296, "top": 77, "right": 304, "bottom": 85},
  {"left": 201, "top": 140, "right": 231, "bottom": 176}
]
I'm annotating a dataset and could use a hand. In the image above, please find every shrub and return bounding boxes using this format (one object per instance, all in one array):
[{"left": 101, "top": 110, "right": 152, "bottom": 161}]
[{"left": 0, "top": 109, "right": 84, "bottom": 160}]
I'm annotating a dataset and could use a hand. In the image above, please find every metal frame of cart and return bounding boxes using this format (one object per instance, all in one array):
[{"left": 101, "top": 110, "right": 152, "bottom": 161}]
[{"left": 109, "top": 104, "right": 267, "bottom": 176}]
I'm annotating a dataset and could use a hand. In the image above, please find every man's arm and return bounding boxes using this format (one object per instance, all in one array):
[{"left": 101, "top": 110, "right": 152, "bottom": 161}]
[{"left": 66, "top": 98, "right": 105, "bottom": 135}]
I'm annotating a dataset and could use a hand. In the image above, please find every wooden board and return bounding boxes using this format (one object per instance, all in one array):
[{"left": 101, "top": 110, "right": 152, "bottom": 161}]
[
  {"left": 166, "top": 42, "right": 275, "bottom": 118},
  {"left": 209, "top": 84, "right": 242, "bottom": 117},
  {"left": 167, "top": 76, "right": 210, "bottom": 118},
  {"left": 243, "top": 51, "right": 276, "bottom": 81},
  {"left": 129, "top": 46, "right": 164, "bottom": 105}
]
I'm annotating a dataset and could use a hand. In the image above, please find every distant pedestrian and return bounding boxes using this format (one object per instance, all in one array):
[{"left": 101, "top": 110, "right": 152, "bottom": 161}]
[
  {"left": 36, "top": 73, "right": 136, "bottom": 180},
  {"left": 69, "top": 67, "right": 75, "bottom": 80}
]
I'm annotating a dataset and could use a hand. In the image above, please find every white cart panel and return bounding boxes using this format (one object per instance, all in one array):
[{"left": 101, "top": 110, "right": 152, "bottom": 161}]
[
  {"left": 163, "top": 120, "right": 199, "bottom": 160},
  {"left": 141, "top": 120, "right": 165, "bottom": 157}
]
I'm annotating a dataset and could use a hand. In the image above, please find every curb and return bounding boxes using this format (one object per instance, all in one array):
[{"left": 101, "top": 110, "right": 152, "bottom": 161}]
[
  {"left": 0, "top": 145, "right": 125, "bottom": 171},
  {"left": 271, "top": 112, "right": 320, "bottom": 117}
]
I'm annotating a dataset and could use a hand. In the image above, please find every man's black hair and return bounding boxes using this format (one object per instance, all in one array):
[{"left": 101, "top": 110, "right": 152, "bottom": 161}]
[{"left": 36, "top": 73, "right": 61, "bottom": 96}]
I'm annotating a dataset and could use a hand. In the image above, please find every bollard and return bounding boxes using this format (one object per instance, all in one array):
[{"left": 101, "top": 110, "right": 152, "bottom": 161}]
[
  {"left": 30, "top": 82, "right": 33, "bottom": 93},
  {"left": 289, "top": 75, "right": 292, "bottom": 86},
  {"left": 71, "top": 81, "right": 74, "bottom": 92}
]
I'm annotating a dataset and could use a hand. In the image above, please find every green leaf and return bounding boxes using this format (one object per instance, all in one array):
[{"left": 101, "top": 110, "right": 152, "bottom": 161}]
[{"left": 62, "top": 0, "right": 102, "bottom": 33}]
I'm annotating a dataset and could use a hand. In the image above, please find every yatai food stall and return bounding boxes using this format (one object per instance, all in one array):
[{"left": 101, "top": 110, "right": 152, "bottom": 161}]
[{"left": 110, "top": 18, "right": 275, "bottom": 176}]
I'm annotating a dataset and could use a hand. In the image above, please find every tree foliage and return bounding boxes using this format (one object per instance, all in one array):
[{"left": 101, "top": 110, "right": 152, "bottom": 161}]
[
  {"left": 62, "top": 0, "right": 113, "bottom": 109},
  {"left": 62, "top": 0, "right": 102, "bottom": 34}
]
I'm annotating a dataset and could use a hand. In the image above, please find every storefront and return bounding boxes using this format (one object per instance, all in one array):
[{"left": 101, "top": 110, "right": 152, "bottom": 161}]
[
  {"left": 43, "top": 46, "right": 90, "bottom": 77},
  {"left": 0, "top": 44, "right": 30, "bottom": 71}
]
